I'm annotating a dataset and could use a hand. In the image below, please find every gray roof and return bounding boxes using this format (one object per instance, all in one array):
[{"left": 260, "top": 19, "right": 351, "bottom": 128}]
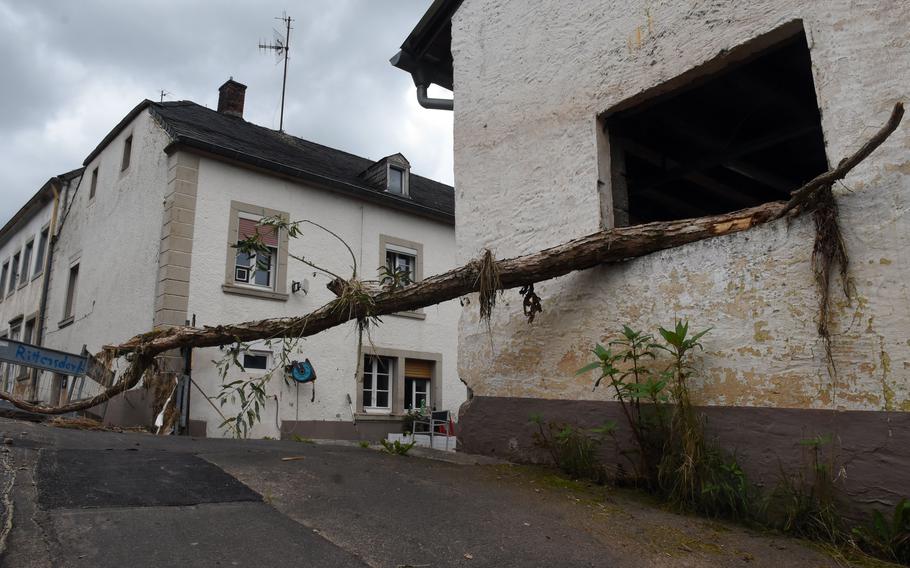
[{"left": 85, "top": 100, "right": 454, "bottom": 223}]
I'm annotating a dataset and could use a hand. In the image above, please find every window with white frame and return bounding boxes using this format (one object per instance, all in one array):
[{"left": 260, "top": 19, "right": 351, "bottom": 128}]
[
  {"left": 404, "top": 358, "right": 433, "bottom": 411},
  {"left": 404, "top": 378, "right": 430, "bottom": 410},
  {"left": 362, "top": 355, "right": 393, "bottom": 412},
  {"left": 388, "top": 166, "right": 405, "bottom": 194},
  {"left": 385, "top": 244, "right": 417, "bottom": 285},
  {"left": 242, "top": 350, "right": 270, "bottom": 371},
  {"left": 234, "top": 214, "right": 278, "bottom": 290}
]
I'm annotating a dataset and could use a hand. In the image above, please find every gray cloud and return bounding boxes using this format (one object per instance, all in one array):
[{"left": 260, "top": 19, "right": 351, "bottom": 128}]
[{"left": 0, "top": 0, "right": 453, "bottom": 224}]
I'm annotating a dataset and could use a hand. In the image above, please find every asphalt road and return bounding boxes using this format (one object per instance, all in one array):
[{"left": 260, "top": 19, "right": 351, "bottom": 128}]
[{"left": 0, "top": 418, "right": 839, "bottom": 567}]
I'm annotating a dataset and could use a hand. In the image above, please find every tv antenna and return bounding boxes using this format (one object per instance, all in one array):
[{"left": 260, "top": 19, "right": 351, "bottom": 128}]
[
  {"left": 159, "top": 89, "right": 171, "bottom": 103},
  {"left": 259, "top": 13, "right": 293, "bottom": 132}
]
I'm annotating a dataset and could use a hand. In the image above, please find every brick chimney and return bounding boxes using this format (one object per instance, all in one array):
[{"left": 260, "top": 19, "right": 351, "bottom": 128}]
[{"left": 217, "top": 78, "right": 246, "bottom": 118}]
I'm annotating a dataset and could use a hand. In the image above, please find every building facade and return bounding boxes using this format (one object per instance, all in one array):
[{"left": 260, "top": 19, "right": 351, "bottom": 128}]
[
  {"left": 394, "top": 0, "right": 910, "bottom": 510},
  {"left": 8, "top": 80, "right": 463, "bottom": 439}
]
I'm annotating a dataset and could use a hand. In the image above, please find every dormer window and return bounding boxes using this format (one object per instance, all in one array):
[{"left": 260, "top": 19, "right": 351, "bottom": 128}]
[{"left": 388, "top": 166, "right": 405, "bottom": 194}]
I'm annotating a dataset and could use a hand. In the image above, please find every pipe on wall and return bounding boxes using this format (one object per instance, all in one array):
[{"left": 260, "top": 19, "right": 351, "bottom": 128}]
[{"left": 416, "top": 84, "right": 453, "bottom": 111}]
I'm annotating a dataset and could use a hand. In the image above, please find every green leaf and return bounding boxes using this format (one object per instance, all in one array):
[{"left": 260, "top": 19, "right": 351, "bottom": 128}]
[{"left": 575, "top": 362, "right": 602, "bottom": 376}]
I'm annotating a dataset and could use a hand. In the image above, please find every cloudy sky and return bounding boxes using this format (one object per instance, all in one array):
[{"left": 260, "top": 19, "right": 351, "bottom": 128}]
[{"left": 0, "top": 0, "right": 453, "bottom": 225}]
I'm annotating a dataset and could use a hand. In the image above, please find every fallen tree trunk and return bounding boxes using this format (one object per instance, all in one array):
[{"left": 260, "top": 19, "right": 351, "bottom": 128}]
[{"left": 0, "top": 102, "right": 902, "bottom": 416}]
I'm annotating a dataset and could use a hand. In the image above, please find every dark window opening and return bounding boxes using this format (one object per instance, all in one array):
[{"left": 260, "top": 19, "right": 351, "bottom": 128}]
[
  {"left": 63, "top": 263, "right": 79, "bottom": 319},
  {"left": 243, "top": 352, "right": 269, "bottom": 370},
  {"left": 89, "top": 167, "right": 98, "bottom": 199},
  {"left": 604, "top": 31, "right": 828, "bottom": 226},
  {"left": 121, "top": 135, "right": 132, "bottom": 171}
]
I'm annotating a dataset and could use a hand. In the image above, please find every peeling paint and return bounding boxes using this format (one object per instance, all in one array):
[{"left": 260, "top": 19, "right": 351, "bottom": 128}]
[{"left": 454, "top": 0, "right": 910, "bottom": 414}]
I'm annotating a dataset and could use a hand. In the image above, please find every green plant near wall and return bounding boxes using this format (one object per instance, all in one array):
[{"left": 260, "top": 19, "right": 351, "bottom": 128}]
[
  {"left": 380, "top": 438, "right": 416, "bottom": 456},
  {"left": 765, "top": 434, "right": 844, "bottom": 543},
  {"left": 853, "top": 499, "right": 910, "bottom": 564},
  {"left": 529, "top": 414, "right": 614, "bottom": 484},
  {"left": 575, "top": 320, "right": 753, "bottom": 520}
]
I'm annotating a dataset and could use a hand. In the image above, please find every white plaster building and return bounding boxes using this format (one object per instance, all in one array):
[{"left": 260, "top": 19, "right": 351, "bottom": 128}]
[
  {"left": 0, "top": 170, "right": 81, "bottom": 403},
  {"left": 8, "top": 79, "right": 463, "bottom": 439},
  {"left": 392, "top": 0, "right": 909, "bottom": 510}
]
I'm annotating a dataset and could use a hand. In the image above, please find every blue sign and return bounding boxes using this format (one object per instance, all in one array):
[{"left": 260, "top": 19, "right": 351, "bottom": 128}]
[{"left": 0, "top": 338, "right": 87, "bottom": 376}]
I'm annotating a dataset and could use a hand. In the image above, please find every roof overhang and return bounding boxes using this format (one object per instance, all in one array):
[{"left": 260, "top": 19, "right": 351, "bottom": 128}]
[
  {"left": 83, "top": 99, "right": 153, "bottom": 167},
  {"left": 0, "top": 174, "right": 71, "bottom": 249},
  {"left": 390, "top": 0, "right": 462, "bottom": 91},
  {"left": 164, "top": 140, "right": 455, "bottom": 226}
]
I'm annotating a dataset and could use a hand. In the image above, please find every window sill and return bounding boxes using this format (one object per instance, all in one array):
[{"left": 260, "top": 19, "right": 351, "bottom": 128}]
[
  {"left": 58, "top": 316, "right": 75, "bottom": 329},
  {"left": 389, "top": 310, "right": 426, "bottom": 321},
  {"left": 31, "top": 271, "right": 43, "bottom": 282},
  {"left": 354, "top": 413, "right": 404, "bottom": 422},
  {"left": 18, "top": 281, "right": 28, "bottom": 291},
  {"left": 222, "top": 283, "right": 288, "bottom": 301}
]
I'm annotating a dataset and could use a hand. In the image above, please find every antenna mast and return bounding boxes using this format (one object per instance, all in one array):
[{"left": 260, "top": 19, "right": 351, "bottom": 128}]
[{"left": 259, "top": 13, "right": 293, "bottom": 132}]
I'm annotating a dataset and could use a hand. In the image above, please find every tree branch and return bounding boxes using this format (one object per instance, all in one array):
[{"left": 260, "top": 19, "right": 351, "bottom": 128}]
[{"left": 2, "top": 102, "right": 901, "bottom": 416}]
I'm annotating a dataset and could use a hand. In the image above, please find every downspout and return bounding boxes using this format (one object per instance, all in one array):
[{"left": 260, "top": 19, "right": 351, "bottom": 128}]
[
  {"left": 416, "top": 84, "right": 453, "bottom": 111},
  {"left": 31, "top": 179, "right": 61, "bottom": 400}
]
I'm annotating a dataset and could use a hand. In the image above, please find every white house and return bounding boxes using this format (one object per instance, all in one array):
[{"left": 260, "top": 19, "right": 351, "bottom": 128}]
[
  {"left": 9, "top": 79, "right": 463, "bottom": 439},
  {"left": 0, "top": 170, "right": 81, "bottom": 403}
]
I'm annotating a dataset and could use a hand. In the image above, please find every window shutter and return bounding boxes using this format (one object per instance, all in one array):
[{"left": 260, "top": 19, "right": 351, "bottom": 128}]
[
  {"left": 238, "top": 217, "right": 279, "bottom": 247},
  {"left": 404, "top": 359, "right": 433, "bottom": 379}
]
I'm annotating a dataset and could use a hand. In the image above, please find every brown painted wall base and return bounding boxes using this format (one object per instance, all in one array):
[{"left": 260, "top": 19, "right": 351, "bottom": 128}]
[
  {"left": 100, "top": 389, "right": 156, "bottom": 429},
  {"left": 458, "top": 396, "right": 910, "bottom": 515},
  {"left": 280, "top": 419, "right": 404, "bottom": 441}
]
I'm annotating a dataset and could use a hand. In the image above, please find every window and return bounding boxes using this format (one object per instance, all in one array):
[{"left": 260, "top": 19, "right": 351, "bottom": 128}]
[
  {"left": 386, "top": 245, "right": 417, "bottom": 285},
  {"left": 20, "top": 240, "right": 33, "bottom": 288},
  {"left": 243, "top": 350, "right": 270, "bottom": 371},
  {"left": 234, "top": 216, "right": 277, "bottom": 289},
  {"left": 388, "top": 166, "right": 404, "bottom": 194},
  {"left": 600, "top": 27, "right": 827, "bottom": 226},
  {"left": 380, "top": 235, "right": 425, "bottom": 319},
  {"left": 223, "top": 201, "right": 289, "bottom": 300},
  {"left": 22, "top": 317, "right": 35, "bottom": 345},
  {"left": 362, "top": 355, "right": 393, "bottom": 412},
  {"left": 121, "top": 135, "right": 132, "bottom": 171},
  {"left": 6, "top": 319, "right": 22, "bottom": 388},
  {"left": 33, "top": 227, "right": 49, "bottom": 278},
  {"left": 63, "top": 263, "right": 79, "bottom": 321},
  {"left": 89, "top": 167, "right": 98, "bottom": 199},
  {"left": 404, "top": 358, "right": 433, "bottom": 410},
  {"left": 8, "top": 251, "right": 20, "bottom": 295},
  {"left": 0, "top": 261, "right": 8, "bottom": 297}
]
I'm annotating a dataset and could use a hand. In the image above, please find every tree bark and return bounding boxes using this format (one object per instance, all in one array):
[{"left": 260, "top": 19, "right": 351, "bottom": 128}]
[{"left": 0, "top": 103, "right": 901, "bottom": 416}]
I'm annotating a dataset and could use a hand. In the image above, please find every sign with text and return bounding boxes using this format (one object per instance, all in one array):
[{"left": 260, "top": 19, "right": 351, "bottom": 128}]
[{"left": 0, "top": 339, "right": 87, "bottom": 376}]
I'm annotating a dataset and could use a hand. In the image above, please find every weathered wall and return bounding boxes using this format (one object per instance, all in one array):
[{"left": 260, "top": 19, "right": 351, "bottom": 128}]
[
  {"left": 450, "top": 0, "right": 910, "bottom": 502},
  {"left": 452, "top": 0, "right": 909, "bottom": 408},
  {"left": 0, "top": 191, "right": 56, "bottom": 398},
  {"left": 44, "top": 109, "right": 171, "bottom": 405},
  {"left": 187, "top": 156, "right": 464, "bottom": 439}
]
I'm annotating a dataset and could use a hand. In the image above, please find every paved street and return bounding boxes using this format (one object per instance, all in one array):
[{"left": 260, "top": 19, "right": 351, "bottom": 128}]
[{"left": 0, "top": 418, "right": 839, "bottom": 567}]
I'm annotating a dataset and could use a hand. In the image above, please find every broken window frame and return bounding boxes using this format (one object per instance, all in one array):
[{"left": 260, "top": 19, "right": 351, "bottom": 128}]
[{"left": 598, "top": 22, "right": 828, "bottom": 229}]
